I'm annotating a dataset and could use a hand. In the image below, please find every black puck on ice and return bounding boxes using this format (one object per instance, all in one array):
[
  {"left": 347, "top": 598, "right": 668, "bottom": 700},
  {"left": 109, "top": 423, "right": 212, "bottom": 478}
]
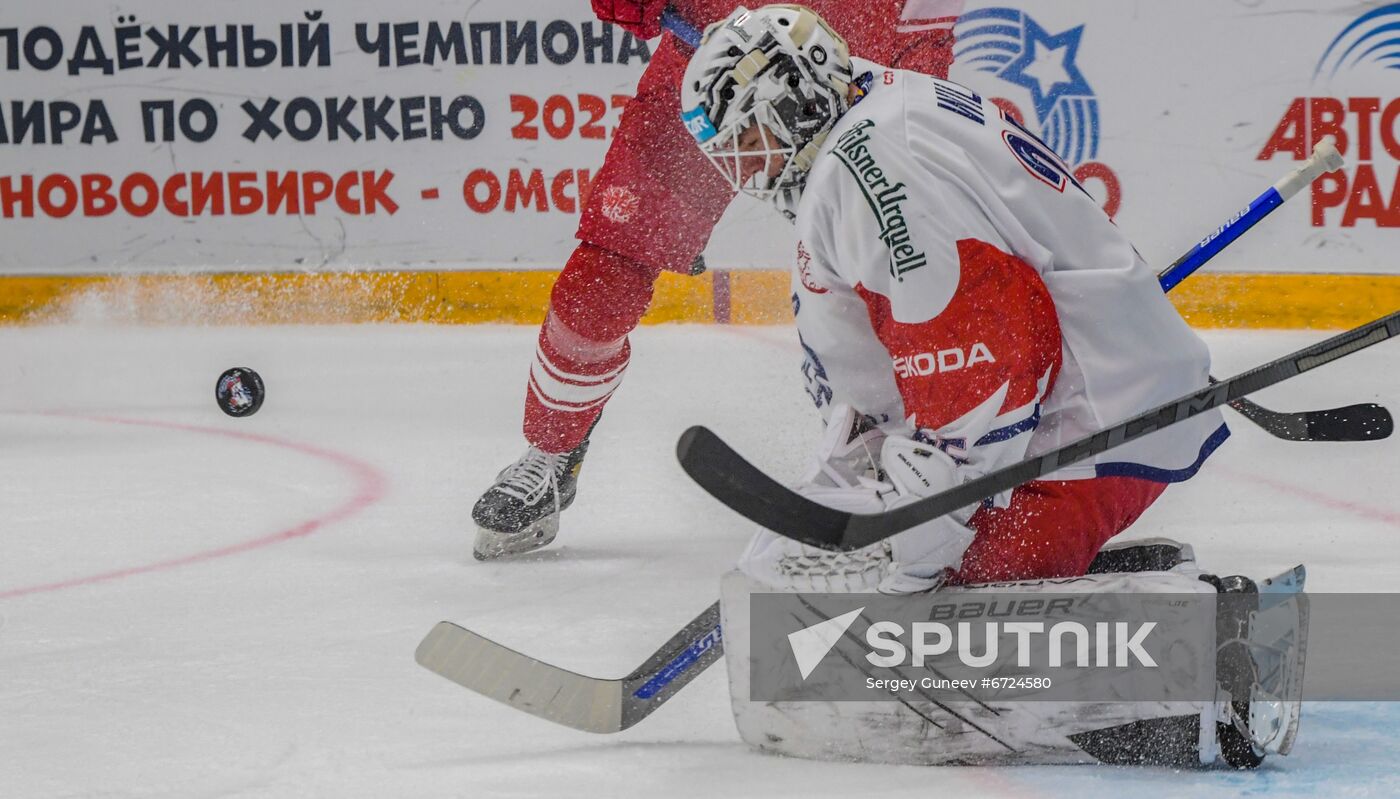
[{"left": 215, "top": 367, "right": 265, "bottom": 418}]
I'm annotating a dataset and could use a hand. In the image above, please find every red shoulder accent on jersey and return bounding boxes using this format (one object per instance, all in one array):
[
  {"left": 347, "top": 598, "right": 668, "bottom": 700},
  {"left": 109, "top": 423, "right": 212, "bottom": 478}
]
[{"left": 855, "top": 239, "right": 1062, "bottom": 430}]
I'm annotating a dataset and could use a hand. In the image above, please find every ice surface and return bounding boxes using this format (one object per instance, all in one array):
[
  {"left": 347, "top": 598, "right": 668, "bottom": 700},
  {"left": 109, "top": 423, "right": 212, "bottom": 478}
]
[{"left": 1, "top": 323, "right": 1397, "bottom": 798}]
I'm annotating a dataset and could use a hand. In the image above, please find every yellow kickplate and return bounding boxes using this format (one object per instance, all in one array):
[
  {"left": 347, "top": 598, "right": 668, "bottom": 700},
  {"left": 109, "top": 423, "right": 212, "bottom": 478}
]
[{"left": 0, "top": 270, "right": 1396, "bottom": 329}]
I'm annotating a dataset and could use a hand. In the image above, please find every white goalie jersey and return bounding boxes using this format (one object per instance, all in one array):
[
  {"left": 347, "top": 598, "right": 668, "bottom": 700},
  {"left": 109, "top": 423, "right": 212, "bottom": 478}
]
[{"left": 791, "top": 65, "right": 1228, "bottom": 484}]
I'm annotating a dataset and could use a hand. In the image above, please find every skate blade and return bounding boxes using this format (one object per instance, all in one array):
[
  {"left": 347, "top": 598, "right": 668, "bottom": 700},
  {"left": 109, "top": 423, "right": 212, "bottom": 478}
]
[{"left": 473, "top": 515, "right": 560, "bottom": 561}]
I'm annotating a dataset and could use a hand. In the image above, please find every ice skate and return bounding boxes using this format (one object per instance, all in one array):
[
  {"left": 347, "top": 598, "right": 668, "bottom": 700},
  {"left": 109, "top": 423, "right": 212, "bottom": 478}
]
[
  {"left": 1209, "top": 567, "right": 1309, "bottom": 768},
  {"left": 471, "top": 440, "right": 588, "bottom": 560}
]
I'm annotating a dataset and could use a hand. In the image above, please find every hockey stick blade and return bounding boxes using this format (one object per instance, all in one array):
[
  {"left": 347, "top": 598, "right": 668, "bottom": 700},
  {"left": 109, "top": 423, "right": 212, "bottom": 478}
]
[
  {"left": 678, "top": 310, "right": 1400, "bottom": 551},
  {"left": 415, "top": 602, "right": 722, "bottom": 733},
  {"left": 1149, "top": 136, "right": 1388, "bottom": 444},
  {"left": 1227, "top": 396, "right": 1393, "bottom": 442},
  {"left": 678, "top": 426, "right": 852, "bottom": 546}
]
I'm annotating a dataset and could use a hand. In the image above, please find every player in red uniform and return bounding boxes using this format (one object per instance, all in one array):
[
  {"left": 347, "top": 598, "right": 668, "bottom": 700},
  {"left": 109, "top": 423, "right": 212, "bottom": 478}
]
[{"left": 472, "top": 2, "right": 965, "bottom": 559}]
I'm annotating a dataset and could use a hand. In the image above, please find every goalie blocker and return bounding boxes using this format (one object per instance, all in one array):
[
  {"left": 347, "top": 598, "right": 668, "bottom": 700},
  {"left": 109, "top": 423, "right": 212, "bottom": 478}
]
[{"left": 719, "top": 539, "right": 1308, "bottom": 768}]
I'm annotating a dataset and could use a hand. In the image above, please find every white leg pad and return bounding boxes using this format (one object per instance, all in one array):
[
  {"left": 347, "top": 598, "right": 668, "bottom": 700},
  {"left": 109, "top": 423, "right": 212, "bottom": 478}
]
[{"left": 719, "top": 570, "right": 1225, "bottom": 766}]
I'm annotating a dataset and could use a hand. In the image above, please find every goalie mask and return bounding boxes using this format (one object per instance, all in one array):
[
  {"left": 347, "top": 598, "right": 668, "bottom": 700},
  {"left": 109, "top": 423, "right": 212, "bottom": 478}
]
[{"left": 680, "top": 5, "right": 853, "bottom": 220}]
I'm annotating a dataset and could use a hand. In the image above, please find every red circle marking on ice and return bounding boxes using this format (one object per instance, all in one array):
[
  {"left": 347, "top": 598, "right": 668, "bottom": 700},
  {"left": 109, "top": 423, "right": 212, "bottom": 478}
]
[{"left": 0, "top": 412, "right": 390, "bottom": 600}]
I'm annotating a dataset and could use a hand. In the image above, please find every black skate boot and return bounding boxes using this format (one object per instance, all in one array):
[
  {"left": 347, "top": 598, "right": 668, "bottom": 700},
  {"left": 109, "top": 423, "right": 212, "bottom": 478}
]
[{"left": 471, "top": 440, "right": 589, "bottom": 560}]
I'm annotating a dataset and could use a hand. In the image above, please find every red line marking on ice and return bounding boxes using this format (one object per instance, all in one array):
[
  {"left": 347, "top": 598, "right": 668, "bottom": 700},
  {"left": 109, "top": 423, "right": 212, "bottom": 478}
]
[
  {"left": 0, "top": 413, "right": 390, "bottom": 600},
  {"left": 1218, "top": 465, "right": 1400, "bottom": 528}
]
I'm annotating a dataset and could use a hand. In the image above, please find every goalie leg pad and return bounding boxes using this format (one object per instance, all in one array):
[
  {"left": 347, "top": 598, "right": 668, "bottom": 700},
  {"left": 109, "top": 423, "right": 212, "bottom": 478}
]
[
  {"left": 719, "top": 565, "right": 1308, "bottom": 767},
  {"left": 720, "top": 570, "right": 1216, "bottom": 766}
]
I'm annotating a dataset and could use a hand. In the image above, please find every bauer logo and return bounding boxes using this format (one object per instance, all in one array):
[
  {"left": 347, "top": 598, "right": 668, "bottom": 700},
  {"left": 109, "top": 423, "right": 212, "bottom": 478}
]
[
  {"left": 1259, "top": 3, "right": 1400, "bottom": 227},
  {"left": 953, "top": 9, "right": 1122, "bottom": 217},
  {"left": 748, "top": 590, "right": 1222, "bottom": 703}
]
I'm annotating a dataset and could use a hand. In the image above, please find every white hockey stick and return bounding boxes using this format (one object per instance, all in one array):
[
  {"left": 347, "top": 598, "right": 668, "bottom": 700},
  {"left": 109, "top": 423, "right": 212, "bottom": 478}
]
[{"left": 415, "top": 602, "right": 721, "bottom": 733}]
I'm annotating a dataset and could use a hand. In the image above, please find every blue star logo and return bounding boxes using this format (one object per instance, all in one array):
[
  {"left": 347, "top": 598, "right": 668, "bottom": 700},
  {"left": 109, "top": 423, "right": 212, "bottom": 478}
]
[{"left": 998, "top": 17, "right": 1094, "bottom": 122}]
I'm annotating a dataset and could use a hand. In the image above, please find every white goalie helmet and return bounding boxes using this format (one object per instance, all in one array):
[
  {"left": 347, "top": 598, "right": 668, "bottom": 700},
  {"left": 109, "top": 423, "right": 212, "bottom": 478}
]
[{"left": 681, "top": 5, "right": 854, "bottom": 219}]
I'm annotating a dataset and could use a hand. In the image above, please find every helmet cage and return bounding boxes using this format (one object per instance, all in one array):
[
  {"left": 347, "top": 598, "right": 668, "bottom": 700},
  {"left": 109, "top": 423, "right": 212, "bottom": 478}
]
[
  {"left": 681, "top": 5, "right": 854, "bottom": 214},
  {"left": 697, "top": 50, "right": 841, "bottom": 202},
  {"left": 700, "top": 101, "right": 800, "bottom": 200}
]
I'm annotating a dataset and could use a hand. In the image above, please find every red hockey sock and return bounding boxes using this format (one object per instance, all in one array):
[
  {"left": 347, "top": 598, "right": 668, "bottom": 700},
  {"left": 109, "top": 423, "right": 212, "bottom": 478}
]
[{"left": 523, "top": 244, "right": 662, "bottom": 454}]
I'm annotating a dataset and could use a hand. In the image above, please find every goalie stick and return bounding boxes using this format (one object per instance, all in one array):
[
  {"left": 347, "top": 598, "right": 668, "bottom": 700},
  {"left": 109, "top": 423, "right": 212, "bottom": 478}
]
[
  {"left": 677, "top": 309, "right": 1400, "bottom": 551},
  {"left": 415, "top": 602, "right": 722, "bottom": 733}
]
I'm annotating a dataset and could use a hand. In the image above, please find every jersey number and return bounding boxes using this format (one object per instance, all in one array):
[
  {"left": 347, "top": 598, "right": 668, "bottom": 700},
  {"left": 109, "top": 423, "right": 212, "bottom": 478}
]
[{"left": 1000, "top": 113, "right": 1093, "bottom": 201}]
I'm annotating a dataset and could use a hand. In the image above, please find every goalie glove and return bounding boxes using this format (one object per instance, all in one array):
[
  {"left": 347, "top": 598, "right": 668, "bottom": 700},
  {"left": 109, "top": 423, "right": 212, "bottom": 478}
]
[
  {"left": 801, "top": 403, "right": 887, "bottom": 489},
  {"left": 737, "top": 409, "right": 976, "bottom": 594},
  {"left": 590, "top": 0, "right": 669, "bottom": 40},
  {"left": 739, "top": 404, "right": 891, "bottom": 592},
  {"left": 873, "top": 434, "right": 978, "bottom": 594},
  {"left": 738, "top": 481, "right": 894, "bottom": 593}
]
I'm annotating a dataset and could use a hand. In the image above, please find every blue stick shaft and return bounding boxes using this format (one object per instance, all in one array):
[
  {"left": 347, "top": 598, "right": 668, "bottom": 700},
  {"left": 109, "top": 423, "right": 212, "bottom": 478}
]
[
  {"left": 661, "top": 8, "right": 703, "bottom": 48},
  {"left": 1157, "top": 188, "right": 1285, "bottom": 293},
  {"left": 1158, "top": 137, "right": 1341, "bottom": 292}
]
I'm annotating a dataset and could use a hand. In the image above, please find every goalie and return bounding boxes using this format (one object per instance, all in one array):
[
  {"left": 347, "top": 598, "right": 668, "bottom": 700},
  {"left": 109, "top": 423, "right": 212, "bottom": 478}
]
[
  {"left": 679, "top": 5, "right": 1227, "bottom": 594},
  {"left": 678, "top": 5, "right": 1304, "bottom": 769}
]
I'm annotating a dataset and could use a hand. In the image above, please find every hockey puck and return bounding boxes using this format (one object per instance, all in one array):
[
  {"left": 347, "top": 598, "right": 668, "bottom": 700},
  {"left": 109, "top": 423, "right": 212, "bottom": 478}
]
[{"left": 215, "top": 367, "right": 265, "bottom": 418}]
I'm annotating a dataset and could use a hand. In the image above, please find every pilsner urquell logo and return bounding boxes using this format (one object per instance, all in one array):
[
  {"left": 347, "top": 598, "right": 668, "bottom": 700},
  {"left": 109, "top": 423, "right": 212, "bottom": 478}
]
[{"left": 832, "top": 119, "right": 929, "bottom": 280}]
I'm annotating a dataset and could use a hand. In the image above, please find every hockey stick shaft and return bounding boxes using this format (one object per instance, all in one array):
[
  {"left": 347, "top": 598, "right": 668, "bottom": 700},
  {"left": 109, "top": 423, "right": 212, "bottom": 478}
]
[
  {"left": 1157, "top": 137, "right": 1343, "bottom": 292},
  {"left": 678, "top": 309, "right": 1400, "bottom": 550},
  {"left": 845, "top": 311, "right": 1399, "bottom": 544},
  {"left": 662, "top": 8, "right": 703, "bottom": 48},
  {"left": 1147, "top": 136, "right": 1390, "bottom": 442}
]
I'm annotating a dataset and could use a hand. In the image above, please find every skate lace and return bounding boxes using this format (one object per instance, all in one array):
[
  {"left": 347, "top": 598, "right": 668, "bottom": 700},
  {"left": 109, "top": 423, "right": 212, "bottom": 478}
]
[{"left": 498, "top": 448, "right": 562, "bottom": 505}]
